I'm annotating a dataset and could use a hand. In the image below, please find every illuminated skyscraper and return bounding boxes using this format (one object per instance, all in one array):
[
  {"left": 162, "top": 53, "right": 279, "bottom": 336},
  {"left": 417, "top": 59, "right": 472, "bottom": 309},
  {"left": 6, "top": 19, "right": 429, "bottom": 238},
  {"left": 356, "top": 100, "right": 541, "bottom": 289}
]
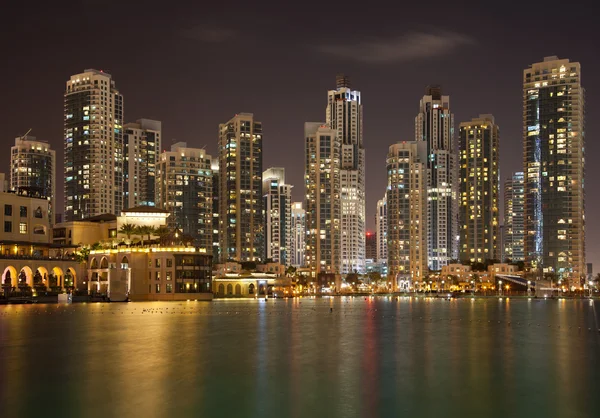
[
  {"left": 415, "top": 85, "right": 457, "bottom": 270},
  {"left": 218, "top": 113, "right": 263, "bottom": 262},
  {"left": 157, "top": 142, "right": 213, "bottom": 252},
  {"left": 386, "top": 141, "right": 428, "bottom": 288},
  {"left": 263, "top": 167, "right": 292, "bottom": 265},
  {"left": 10, "top": 135, "right": 56, "bottom": 224},
  {"left": 290, "top": 202, "right": 306, "bottom": 268},
  {"left": 64, "top": 69, "right": 123, "bottom": 221},
  {"left": 458, "top": 115, "right": 500, "bottom": 263},
  {"left": 305, "top": 122, "right": 340, "bottom": 276},
  {"left": 376, "top": 195, "right": 387, "bottom": 264},
  {"left": 327, "top": 74, "right": 365, "bottom": 274},
  {"left": 504, "top": 172, "right": 525, "bottom": 262},
  {"left": 123, "top": 119, "right": 161, "bottom": 208},
  {"left": 523, "top": 56, "right": 585, "bottom": 280}
]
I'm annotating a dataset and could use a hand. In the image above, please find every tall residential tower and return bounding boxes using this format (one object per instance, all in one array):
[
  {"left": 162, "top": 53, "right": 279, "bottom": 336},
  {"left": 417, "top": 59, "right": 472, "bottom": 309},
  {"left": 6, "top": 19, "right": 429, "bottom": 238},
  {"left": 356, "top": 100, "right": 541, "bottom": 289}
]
[
  {"left": 326, "top": 74, "right": 365, "bottom": 274},
  {"left": 10, "top": 135, "right": 56, "bottom": 224},
  {"left": 123, "top": 119, "right": 161, "bottom": 208},
  {"left": 263, "top": 167, "right": 292, "bottom": 265},
  {"left": 523, "top": 56, "right": 585, "bottom": 280},
  {"left": 305, "top": 122, "right": 340, "bottom": 276},
  {"left": 458, "top": 115, "right": 500, "bottom": 263},
  {"left": 386, "top": 141, "right": 428, "bottom": 287},
  {"left": 64, "top": 69, "right": 123, "bottom": 221},
  {"left": 415, "top": 85, "right": 457, "bottom": 271},
  {"left": 504, "top": 172, "right": 525, "bottom": 262},
  {"left": 218, "top": 113, "right": 263, "bottom": 262}
]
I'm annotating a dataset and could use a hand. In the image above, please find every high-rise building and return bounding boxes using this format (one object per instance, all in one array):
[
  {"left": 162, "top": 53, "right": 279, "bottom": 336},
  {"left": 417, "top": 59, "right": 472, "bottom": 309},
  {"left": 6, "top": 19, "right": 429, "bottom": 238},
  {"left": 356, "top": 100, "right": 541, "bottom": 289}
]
[
  {"left": 10, "top": 135, "right": 56, "bottom": 224},
  {"left": 211, "top": 158, "right": 220, "bottom": 262},
  {"left": 123, "top": 119, "right": 161, "bottom": 208},
  {"left": 290, "top": 202, "right": 306, "bottom": 268},
  {"left": 458, "top": 115, "right": 500, "bottom": 263},
  {"left": 327, "top": 74, "right": 365, "bottom": 274},
  {"left": 415, "top": 85, "right": 457, "bottom": 270},
  {"left": 263, "top": 167, "right": 292, "bottom": 265},
  {"left": 523, "top": 56, "right": 585, "bottom": 280},
  {"left": 64, "top": 69, "right": 124, "bottom": 221},
  {"left": 365, "top": 232, "right": 377, "bottom": 260},
  {"left": 157, "top": 142, "right": 213, "bottom": 252},
  {"left": 504, "top": 172, "right": 525, "bottom": 262},
  {"left": 218, "top": 113, "right": 263, "bottom": 263},
  {"left": 376, "top": 195, "right": 387, "bottom": 264},
  {"left": 0, "top": 173, "right": 7, "bottom": 192},
  {"left": 305, "top": 122, "right": 340, "bottom": 276},
  {"left": 386, "top": 141, "right": 428, "bottom": 288}
]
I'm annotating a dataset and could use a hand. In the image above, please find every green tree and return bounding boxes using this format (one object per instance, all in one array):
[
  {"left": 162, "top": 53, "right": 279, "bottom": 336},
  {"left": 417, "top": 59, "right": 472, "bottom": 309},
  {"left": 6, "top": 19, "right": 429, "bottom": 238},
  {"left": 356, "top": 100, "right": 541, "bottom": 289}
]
[
  {"left": 285, "top": 266, "right": 297, "bottom": 277},
  {"left": 345, "top": 273, "right": 360, "bottom": 285},
  {"left": 33, "top": 270, "right": 43, "bottom": 286},
  {"left": 74, "top": 245, "right": 91, "bottom": 264},
  {"left": 135, "top": 225, "right": 155, "bottom": 246},
  {"left": 154, "top": 226, "right": 171, "bottom": 245},
  {"left": 368, "top": 272, "right": 382, "bottom": 283},
  {"left": 118, "top": 223, "right": 137, "bottom": 240}
]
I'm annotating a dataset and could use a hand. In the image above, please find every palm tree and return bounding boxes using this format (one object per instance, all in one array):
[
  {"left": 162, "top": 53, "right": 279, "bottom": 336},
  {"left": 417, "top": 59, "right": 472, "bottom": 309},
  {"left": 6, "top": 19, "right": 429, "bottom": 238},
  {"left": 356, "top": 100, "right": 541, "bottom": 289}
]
[
  {"left": 119, "top": 223, "right": 137, "bottom": 240},
  {"left": 154, "top": 226, "right": 171, "bottom": 246},
  {"left": 135, "top": 225, "right": 155, "bottom": 246}
]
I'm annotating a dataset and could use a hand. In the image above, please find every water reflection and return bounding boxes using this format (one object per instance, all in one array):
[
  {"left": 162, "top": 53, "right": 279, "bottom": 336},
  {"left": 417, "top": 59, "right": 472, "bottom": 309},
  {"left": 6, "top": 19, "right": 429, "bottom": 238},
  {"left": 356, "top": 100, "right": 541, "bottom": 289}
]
[{"left": 0, "top": 299, "right": 599, "bottom": 418}]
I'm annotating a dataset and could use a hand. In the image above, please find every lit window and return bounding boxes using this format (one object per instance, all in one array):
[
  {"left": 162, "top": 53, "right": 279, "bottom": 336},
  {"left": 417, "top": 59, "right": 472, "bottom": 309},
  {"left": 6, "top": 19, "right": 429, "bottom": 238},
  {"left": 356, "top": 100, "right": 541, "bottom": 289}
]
[{"left": 19, "top": 223, "right": 27, "bottom": 234}]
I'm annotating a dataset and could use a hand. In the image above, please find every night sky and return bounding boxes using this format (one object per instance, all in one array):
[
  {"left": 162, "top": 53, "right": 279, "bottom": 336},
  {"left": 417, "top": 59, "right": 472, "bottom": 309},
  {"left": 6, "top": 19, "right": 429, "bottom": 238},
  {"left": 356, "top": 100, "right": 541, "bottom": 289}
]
[{"left": 1, "top": 1, "right": 598, "bottom": 268}]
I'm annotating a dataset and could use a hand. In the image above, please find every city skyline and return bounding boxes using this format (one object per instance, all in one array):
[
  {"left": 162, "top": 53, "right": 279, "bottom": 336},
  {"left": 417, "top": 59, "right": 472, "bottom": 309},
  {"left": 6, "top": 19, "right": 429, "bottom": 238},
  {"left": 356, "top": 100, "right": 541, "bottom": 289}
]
[{"left": 1, "top": 1, "right": 598, "bottom": 268}]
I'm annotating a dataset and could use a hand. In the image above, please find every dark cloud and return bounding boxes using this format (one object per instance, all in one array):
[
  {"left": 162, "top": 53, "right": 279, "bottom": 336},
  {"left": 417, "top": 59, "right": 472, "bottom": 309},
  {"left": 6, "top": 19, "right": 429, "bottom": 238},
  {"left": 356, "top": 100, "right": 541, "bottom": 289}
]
[
  {"left": 180, "top": 24, "right": 237, "bottom": 43},
  {"left": 317, "top": 31, "right": 476, "bottom": 63}
]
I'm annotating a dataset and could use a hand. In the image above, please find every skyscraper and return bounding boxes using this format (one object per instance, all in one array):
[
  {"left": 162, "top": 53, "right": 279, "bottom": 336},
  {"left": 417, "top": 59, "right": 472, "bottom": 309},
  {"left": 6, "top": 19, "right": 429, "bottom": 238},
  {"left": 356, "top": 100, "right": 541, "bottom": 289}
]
[
  {"left": 365, "top": 232, "right": 377, "bottom": 260},
  {"left": 218, "top": 113, "right": 263, "bottom": 263},
  {"left": 64, "top": 69, "right": 123, "bottom": 221},
  {"left": 263, "top": 167, "right": 292, "bottom": 265},
  {"left": 458, "top": 115, "right": 500, "bottom": 263},
  {"left": 386, "top": 141, "right": 428, "bottom": 287},
  {"left": 290, "top": 202, "right": 306, "bottom": 268},
  {"left": 523, "top": 56, "right": 585, "bottom": 280},
  {"left": 326, "top": 74, "right": 365, "bottom": 274},
  {"left": 211, "top": 158, "right": 220, "bottom": 262},
  {"left": 123, "top": 119, "right": 161, "bottom": 209},
  {"left": 10, "top": 135, "right": 56, "bottom": 224},
  {"left": 376, "top": 195, "right": 387, "bottom": 265},
  {"left": 305, "top": 122, "right": 340, "bottom": 276},
  {"left": 157, "top": 142, "right": 213, "bottom": 252},
  {"left": 504, "top": 172, "right": 525, "bottom": 262},
  {"left": 415, "top": 85, "right": 457, "bottom": 271}
]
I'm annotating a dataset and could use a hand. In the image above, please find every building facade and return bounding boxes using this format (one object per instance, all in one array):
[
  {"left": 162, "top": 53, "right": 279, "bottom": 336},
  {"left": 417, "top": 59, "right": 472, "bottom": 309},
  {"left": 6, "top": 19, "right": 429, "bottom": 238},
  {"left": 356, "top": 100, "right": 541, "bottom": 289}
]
[
  {"left": 1, "top": 191, "right": 51, "bottom": 256},
  {"left": 376, "top": 195, "right": 387, "bottom": 264},
  {"left": 365, "top": 232, "right": 376, "bottom": 260},
  {"left": 218, "top": 113, "right": 263, "bottom": 262},
  {"left": 523, "top": 56, "right": 585, "bottom": 280},
  {"left": 415, "top": 85, "right": 457, "bottom": 270},
  {"left": 504, "top": 172, "right": 525, "bottom": 262},
  {"left": 290, "top": 202, "right": 305, "bottom": 268},
  {"left": 386, "top": 142, "right": 428, "bottom": 287},
  {"left": 458, "top": 115, "right": 500, "bottom": 263},
  {"left": 123, "top": 119, "right": 161, "bottom": 208},
  {"left": 305, "top": 122, "right": 341, "bottom": 277},
  {"left": 10, "top": 135, "right": 56, "bottom": 225},
  {"left": 157, "top": 142, "right": 213, "bottom": 252},
  {"left": 326, "top": 74, "right": 366, "bottom": 274},
  {"left": 263, "top": 167, "right": 292, "bottom": 265},
  {"left": 64, "top": 69, "right": 124, "bottom": 221}
]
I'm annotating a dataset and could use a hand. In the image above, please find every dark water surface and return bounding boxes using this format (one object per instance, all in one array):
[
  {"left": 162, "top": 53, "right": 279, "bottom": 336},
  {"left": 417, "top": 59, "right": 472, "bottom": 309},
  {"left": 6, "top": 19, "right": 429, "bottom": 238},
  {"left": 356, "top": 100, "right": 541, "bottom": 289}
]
[{"left": 1, "top": 297, "right": 600, "bottom": 418}]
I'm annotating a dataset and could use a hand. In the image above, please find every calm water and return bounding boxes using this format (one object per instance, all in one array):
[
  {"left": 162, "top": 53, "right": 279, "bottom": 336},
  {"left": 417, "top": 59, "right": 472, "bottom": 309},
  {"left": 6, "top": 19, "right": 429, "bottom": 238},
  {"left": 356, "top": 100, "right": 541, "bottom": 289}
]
[{"left": 1, "top": 297, "right": 599, "bottom": 418}]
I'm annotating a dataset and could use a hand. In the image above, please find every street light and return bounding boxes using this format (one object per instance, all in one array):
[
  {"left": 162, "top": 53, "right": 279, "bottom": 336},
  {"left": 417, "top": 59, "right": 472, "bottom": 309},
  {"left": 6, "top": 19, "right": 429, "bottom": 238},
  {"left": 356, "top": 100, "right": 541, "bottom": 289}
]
[
  {"left": 471, "top": 280, "right": 475, "bottom": 296},
  {"left": 498, "top": 280, "right": 502, "bottom": 296},
  {"left": 527, "top": 280, "right": 531, "bottom": 295}
]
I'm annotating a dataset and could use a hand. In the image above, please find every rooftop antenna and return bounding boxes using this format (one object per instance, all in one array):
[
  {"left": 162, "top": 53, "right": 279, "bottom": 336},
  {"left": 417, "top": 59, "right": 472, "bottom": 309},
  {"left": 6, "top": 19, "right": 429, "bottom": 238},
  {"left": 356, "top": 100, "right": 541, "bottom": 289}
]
[{"left": 19, "top": 128, "right": 32, "bottom": 141}]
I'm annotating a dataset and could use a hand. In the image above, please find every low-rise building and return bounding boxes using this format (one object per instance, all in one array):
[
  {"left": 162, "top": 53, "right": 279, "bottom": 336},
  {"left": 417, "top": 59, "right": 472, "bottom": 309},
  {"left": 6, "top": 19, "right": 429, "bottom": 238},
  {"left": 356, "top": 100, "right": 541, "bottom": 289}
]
[
  {"left": 488, "top": 263, "right": 519, "bottom": 280},
  {"left": 88, "top": 247, "right": 212, "bottom": 301},
  {"left": 1, "top": 190, "right": 51, "bottom": 257},
  {"left": 213, "top": 273, "right": 292, "bottom": 298}
]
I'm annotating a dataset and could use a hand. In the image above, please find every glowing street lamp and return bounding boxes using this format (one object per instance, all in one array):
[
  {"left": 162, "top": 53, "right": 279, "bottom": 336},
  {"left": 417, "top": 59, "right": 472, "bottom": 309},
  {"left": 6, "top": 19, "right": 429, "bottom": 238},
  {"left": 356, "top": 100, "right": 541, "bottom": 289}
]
[{"left": 498, "top": 280, "right": 503, "bottom": 296}]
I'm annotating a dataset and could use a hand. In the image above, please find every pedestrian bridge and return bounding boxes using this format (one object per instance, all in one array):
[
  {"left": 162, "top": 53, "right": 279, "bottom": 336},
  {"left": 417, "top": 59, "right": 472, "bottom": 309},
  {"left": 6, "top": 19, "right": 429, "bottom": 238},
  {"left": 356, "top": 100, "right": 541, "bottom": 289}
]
[{"left": 496, "top": 274, "right": 536, "bottom": 288}]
